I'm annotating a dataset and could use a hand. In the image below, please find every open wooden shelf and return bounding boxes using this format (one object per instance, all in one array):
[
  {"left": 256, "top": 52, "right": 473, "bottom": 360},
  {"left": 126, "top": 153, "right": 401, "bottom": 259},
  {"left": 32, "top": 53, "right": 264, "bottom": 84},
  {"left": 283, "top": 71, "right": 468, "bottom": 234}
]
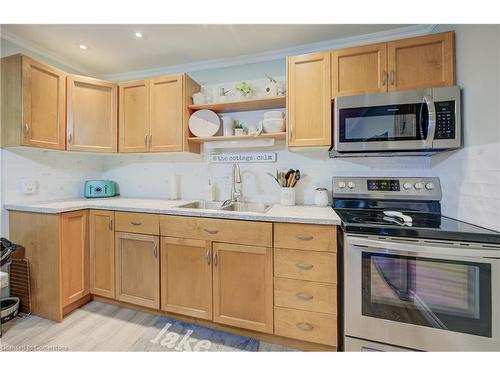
[
  {"left": 187, "top": 132, "right": 286, "bottom": 143},
  {"left": 188, "top": 96, "right": 286, "bottom": 113}
]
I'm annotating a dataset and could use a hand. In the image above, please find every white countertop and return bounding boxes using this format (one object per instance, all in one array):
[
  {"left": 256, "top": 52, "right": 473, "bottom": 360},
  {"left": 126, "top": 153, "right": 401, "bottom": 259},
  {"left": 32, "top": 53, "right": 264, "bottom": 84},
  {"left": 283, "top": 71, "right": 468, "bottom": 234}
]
[{"left": 4, "top": 197, "right": 341, "bottom": 225}]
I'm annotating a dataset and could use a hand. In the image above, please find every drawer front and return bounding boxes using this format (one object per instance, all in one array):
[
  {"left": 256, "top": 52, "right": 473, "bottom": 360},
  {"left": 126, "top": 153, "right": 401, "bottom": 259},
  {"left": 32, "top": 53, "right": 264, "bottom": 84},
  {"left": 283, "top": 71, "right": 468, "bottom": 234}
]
[
  {"left": 160, "top": 215, "right": 272, "bottom": 247},
  {"left": 274, "top": 307, "right": 337, "bottom": 346},
  {"left": 115, "top": 212, "right": 159, "bottom": 235},
  {"left": 274, "top": 278, "right": 337, "bottom": 315},
  {"left": 274, "top": 223, "right": 337, "bottom": 252},
  {"left": 274, "top": 248, "right": 337, "bottom": 283}
]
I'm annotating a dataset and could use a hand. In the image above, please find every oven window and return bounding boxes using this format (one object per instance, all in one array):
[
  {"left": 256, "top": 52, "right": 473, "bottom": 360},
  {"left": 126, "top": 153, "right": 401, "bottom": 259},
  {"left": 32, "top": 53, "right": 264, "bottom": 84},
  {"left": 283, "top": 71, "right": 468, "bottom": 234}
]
[
  {"left": 339, "top": 103, "right": 427, "bottom": 143},
  {"left": 362, "top": 253, "right": 492, "bottom": 337}
]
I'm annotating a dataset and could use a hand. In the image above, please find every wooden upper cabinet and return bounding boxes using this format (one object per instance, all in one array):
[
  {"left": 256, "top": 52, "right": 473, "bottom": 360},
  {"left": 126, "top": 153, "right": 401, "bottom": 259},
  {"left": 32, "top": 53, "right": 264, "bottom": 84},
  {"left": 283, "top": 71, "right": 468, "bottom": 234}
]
[
  {"left": 332, "top": 43, "right": 387, "bottom": 97},
  {"left": 149, "top": 75, "right": 184, "bottom": 152},
  {"left": 67, "top": 75, "right": 117, "bottom": 152},
  {"left": 287, "top": 52, "right": 331, "bottom": 147},
  {"left": 212, "top": 242, "right": 273, "bottom": 333},
  {"left": 115, "top": 232, "right": 160, "bottom": 309},
  {"left": 89, "top": 210, "right": 115, "bottom": 299},
  {"left": 60, "top": 210, "right": 89, "bottom": 307},
  {"left": 119, "top": 80, "right": 150, "bottom": 153},
  {"left": 160, "top": 237, "right": 212, "bottom": 319},
  {"left": 388, "top": 31, "right": 455, "bottom": 91},
  {"left": 1, "top": 55, "right": 66, "bottom": 149}
]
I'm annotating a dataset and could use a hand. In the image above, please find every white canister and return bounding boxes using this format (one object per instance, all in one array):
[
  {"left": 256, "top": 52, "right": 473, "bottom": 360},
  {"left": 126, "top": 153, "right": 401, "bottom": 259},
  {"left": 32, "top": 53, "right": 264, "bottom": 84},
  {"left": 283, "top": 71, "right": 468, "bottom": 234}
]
[
  {"left": 192, "top": 92, "right": 206, "bottom": 105},
  {"left": 314, "top": 188, "right": 329, "bottom": 207},
  {"left": 222, "top": 116, "right": 234, "bottom": 136},
  {"left": 280, "top": 187, "right": 296, "bottom": 206}
]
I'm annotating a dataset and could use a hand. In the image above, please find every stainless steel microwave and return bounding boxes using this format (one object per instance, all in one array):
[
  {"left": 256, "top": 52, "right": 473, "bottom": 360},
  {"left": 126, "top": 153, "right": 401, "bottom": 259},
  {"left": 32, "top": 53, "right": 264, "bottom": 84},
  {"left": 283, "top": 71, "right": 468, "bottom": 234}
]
[{"left": 330, "top": 86, "right": 462, "bottom": 157}]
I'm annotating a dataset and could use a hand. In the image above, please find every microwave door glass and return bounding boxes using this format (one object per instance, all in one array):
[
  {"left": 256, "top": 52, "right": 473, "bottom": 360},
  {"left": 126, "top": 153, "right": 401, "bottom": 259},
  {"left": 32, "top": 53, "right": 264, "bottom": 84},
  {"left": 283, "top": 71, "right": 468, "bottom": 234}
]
[
  {"left": 361, "top": 252, "right": 492, "bottom": 337},
  {"left": 339, "top": 103, "right": 428, "bottom": 143}
]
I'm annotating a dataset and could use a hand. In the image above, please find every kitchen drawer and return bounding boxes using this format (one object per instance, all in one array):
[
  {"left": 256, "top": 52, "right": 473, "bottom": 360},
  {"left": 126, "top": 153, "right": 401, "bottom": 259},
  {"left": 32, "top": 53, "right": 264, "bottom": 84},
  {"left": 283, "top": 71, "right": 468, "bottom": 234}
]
[
  {"left": 274, "top": 278, "right": 337, "bottom": 315},
  {"left": 274, "top": 223, "right": 337, "bottom": 252},
  {"left": 274, "top": 248, "right": 337, "bottom": 283},
  {"left": 274, "top": 307, "right": 337, "bottom": 346},
  {"left": 160, "top": 215, "right": 272, "bottom": 247},
  {"left": 115, "top": 212, "right": 159, "bottom": 235}
]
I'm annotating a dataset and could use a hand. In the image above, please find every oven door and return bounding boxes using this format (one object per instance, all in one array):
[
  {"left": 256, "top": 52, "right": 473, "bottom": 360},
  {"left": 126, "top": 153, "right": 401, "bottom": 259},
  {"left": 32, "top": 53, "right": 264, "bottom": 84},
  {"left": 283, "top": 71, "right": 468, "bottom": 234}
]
[{"left": 345, "top": 235, "right": 500, "bottom": 351}]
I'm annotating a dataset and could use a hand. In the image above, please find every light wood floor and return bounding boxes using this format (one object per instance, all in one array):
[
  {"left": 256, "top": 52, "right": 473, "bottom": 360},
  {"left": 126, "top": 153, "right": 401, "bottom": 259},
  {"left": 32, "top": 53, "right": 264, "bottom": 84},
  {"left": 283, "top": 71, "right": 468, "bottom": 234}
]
[{"left": 0, "top": 301, "right": 294, "bottom": 352}]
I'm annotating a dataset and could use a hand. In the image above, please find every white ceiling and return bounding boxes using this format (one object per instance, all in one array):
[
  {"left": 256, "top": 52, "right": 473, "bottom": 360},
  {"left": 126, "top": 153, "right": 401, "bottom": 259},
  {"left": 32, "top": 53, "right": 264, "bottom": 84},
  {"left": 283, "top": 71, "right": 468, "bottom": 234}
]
[{"left": 1, "top": 24, "right": 421, "bottom": 77}]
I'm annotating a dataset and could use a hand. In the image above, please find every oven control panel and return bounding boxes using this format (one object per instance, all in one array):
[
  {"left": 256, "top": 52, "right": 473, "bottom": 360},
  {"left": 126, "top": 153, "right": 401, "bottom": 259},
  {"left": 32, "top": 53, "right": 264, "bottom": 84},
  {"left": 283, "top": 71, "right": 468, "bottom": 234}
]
[{"left": 332, "top": 177, "right": 442, "bottom": 200}]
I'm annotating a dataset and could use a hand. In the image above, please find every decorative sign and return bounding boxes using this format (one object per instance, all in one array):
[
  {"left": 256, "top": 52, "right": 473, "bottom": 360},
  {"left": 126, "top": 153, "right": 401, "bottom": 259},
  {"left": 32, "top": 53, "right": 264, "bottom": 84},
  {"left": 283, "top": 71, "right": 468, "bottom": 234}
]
[{"left": 210, "top": 152, "right": 277, "bottom": 164}]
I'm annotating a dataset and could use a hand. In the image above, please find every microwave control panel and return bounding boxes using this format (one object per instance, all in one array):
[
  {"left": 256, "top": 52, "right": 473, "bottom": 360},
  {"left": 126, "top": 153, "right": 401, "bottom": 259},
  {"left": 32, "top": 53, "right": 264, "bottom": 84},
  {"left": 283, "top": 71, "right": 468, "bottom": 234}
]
[{"left": 434, "top": 101, "right": 456, "bottom": 140}]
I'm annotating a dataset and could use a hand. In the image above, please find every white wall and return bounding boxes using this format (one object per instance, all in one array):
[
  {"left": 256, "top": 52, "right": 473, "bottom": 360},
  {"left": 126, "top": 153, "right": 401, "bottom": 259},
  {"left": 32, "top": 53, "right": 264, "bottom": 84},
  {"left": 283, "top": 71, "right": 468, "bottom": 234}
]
[{"left": 431, "top": 25, "right": 500, "bottom": 231}]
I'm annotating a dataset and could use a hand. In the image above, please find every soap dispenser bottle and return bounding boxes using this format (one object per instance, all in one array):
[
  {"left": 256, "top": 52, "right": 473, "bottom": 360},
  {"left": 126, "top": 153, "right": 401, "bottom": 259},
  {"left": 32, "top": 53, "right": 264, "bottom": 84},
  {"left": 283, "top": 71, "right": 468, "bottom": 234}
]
[{"left": 205, "top": 180, "right": 216, "bottom": 202}]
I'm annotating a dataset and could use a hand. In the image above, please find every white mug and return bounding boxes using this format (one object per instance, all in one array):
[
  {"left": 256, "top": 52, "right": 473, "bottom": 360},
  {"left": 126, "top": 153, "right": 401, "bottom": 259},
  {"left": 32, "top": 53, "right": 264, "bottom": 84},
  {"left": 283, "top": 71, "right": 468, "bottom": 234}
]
[
  {"left": 314, "top": 188, "right": 329, "bottom": 207},
  {"left": 246, "top": 123, "right": 263, "bottom": 136}
]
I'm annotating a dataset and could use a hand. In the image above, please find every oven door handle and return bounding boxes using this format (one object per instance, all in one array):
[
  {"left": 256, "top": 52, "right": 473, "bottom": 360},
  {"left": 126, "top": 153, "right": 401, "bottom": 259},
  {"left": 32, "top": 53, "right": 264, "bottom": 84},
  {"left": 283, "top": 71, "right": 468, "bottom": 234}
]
[
  {"left": 423, "top": 94, "right": 436, "bottom": 149},
  {"left": 348, "top": 236, "right": 500, "bottom": 260}
]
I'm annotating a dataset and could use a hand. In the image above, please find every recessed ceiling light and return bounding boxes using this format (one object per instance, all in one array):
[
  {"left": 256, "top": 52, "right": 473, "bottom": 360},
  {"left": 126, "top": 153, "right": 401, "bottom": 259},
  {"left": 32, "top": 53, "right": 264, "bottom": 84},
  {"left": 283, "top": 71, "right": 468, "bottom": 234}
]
[
  {"left": 79, "top": 44, "right": 88, "bottom": 50},
  {"left": 134, "top": 31, "right": 143, "bottom": 38}
]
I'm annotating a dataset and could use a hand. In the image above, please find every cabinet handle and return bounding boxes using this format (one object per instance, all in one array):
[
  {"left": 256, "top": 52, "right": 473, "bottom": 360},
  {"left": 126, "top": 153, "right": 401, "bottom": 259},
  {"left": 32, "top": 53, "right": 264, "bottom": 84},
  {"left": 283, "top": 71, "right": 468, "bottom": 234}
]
[
  {"left": 130, "top": 221, "right": 142, "bottom": 226},
  {"left": 144, "top": 134, "right": 148, "bottom": 146},
  {"left": 295, "top": 234, "right": 313, "bottom": 241},
  {"left": 296, "top": 322, "right": 314, "bottom": 331},
  {"left": 24, "top": 123, "right": 30, "bottom": 138},
  {"left": 390, "top": 70, "right": 396, "bottom": 85},
  {"left": 213, "top": 251, "right": 218, "bottom": 267},
  {"left": 205, "top": 249, "right": 211, "bottom": 266},
  {"left": 204, "top": 228, "right": 219, "bottom": 235},
  {"left": 295, "top": 292, "right": 314, "bottom": 301},
  {"left": 108, "top": 219, "right": 113, "bottom": 231},
  {"left": 149, "top": 134, "right": 153, "bottom": 146},
  {"left": 289, "top": 123, "right": 293, "bottom": 140},
  {"left": 295, "top": 262, "right": 314, "bottom": 271},
  {"left": 152, "top": 242, "right": 158, "bottom": 258},
  {"left": 382, "top": 70, "right": 387, "bottom": 86}
]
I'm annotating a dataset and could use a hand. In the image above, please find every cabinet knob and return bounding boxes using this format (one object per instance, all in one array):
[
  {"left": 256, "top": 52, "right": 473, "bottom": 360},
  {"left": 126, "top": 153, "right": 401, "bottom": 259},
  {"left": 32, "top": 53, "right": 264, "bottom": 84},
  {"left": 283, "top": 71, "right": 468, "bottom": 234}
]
[
  {"left": 68, "top": 132, "right": 73, "bottom": 144},
  {"left": 295, "top": 262, "right": 314, "bottom": 271},
  {"left": 213, "top": 251, "right": 218, "bottom": 266},
  {"left": 296, "top": 322, "right": 314, "bottom": 331},
  {"left": 382, "top": 70, "right": 387, "bottom": 86},
  {"left": 205, "top": 249, "right": 211, "bottom": 266},
  {"left": 144, "top": 134, "right": 148, "bottom": 147},
  {"left": 295, "top": 292, "right": 314, "bottom": 301},
  {"left": 152, "top": 243, "right": 158, "bottom": 258},
  {"left": 108, "top": 219, "right": 113, "bottom": 231},
  {"left": 390, "top": 70, "right": 396, "bottom": 85},
  {"left": 295, "top": 234, "right": 313, "bottom": 241},
  {"left": 24, "top": 123, "right": 30, "bottom": 138}
]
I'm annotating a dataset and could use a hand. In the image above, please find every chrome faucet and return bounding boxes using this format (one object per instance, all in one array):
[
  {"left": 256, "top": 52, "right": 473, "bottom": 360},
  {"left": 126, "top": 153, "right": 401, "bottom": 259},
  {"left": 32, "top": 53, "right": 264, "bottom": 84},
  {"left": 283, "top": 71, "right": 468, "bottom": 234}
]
[{"left": 222, "top": 163, "right": 242, "bottom": 206}]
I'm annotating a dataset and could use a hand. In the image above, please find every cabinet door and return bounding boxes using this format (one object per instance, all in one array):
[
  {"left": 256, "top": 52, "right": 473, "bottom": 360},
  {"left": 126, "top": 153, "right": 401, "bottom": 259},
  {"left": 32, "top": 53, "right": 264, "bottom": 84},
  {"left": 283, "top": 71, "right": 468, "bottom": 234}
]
[
  {"left": 213, "top": 242, "right": 273, "bottom": 333},
  {"left": 115, "top": 232, "right": 160, "bottom": 309},
  {"left": 67, "top": 75, "right": 117, "bottom": 152},
  {"left": 149, "top": 75, "right": 183, "bottom": 152},
  {"left": 60, "top": 210, "right": 89, "bottom": 306},
  {"left": 332, "top": 43, "right": 387, "bottom": 97},
  {"left": 89, "top": 210, "right": 115, "bottom": 298},
  {"left": 160, "top": 237, "right": 212, "bottom": 319},
  {"left": 22, "top": 56, "right": 66, "bottom": 150},
  {"left": 118, "top": 80, "right": 150, "bottom": 152},
  {"left": 287, "top": 52, "right": 331, "bottom": 147},
  {"left": 388, "top": 31, "right": 455, "bottom": 92}
]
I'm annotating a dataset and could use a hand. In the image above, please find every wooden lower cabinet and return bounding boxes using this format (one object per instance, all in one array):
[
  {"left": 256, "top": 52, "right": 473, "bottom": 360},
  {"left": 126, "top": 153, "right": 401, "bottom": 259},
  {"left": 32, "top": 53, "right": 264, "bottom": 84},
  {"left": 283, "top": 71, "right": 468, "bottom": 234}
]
[
  {"left": 160, "top": 237, "right": 212, "bottom": 319},
  {"left": 60, "top": 210, "right": 89, "bottom": 307},
  {"left": 115, "top": 232, "right": 160, "bottom": 309},
  {"left": 89, "top": 210, "right": 115, "bottom": 298},
  {"left": 212, "top": 242, "right": 274, "bottom": 333}
]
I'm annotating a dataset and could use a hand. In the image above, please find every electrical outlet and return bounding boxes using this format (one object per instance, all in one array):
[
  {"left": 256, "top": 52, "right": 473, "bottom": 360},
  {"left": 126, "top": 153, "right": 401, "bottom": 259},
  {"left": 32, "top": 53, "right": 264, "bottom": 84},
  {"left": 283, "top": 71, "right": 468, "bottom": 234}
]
[{"left": 21, "top": 178, "right": 38, "bottom": 195}]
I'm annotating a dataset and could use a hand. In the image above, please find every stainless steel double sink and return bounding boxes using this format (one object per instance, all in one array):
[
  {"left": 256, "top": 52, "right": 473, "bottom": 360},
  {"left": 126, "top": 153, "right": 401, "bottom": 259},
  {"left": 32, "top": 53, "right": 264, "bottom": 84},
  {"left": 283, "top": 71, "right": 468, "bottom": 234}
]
[{"left": 177, "top": 201, "right": 271, "bottom": 214}]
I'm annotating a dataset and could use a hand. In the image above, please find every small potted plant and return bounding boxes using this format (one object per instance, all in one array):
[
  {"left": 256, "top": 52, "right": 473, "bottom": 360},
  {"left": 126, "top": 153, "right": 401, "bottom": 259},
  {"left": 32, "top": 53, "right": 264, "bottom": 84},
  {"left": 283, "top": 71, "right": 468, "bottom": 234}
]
[
  {"left": 233, "top": 120, "right": 245, "bottom": 136},
  {"left": 235, "top": 81, "right": 252, "bottom": 99}
]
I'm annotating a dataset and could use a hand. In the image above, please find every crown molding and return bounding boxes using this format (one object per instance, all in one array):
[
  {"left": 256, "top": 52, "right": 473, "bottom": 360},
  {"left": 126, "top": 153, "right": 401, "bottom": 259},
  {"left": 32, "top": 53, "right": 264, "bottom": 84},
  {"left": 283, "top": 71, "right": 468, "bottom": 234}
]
[
  {"left": 1, "top": 24, "right": 437, "bottom": 82},
  {"left": 103, "top": 24, "right": 437, "bottom": 81},
  {"left": 0, "top": 27, "right": 101, "bottom": 77}
]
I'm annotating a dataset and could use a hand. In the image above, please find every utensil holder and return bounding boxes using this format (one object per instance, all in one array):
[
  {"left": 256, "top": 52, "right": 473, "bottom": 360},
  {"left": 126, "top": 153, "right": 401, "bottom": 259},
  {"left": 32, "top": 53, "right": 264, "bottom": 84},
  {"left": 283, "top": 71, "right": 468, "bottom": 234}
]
[{"left": 280, "top": 187, "right": 296, "bottom": 206}]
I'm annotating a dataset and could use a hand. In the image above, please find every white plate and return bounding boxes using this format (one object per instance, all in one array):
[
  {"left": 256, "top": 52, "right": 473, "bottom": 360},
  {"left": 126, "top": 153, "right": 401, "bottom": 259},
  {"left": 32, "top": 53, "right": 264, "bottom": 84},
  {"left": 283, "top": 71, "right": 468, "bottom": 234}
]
[{"left": 189, "top": 110, "right": 220, "bottom": 137}]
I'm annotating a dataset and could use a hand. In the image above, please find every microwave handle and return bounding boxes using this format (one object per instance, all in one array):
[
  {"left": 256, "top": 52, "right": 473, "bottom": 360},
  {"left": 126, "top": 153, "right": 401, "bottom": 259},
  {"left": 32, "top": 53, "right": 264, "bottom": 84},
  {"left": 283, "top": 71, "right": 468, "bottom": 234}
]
[{"left": 423, "top": 94, "right": 436, "bottom": 148}]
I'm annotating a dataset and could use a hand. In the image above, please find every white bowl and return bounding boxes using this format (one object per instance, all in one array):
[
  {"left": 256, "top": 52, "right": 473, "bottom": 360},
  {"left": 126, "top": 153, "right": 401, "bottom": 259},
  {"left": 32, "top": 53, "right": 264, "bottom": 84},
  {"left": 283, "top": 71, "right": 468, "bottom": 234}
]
[
  {"left": 262, "top": 118, "right": 285, "bottom": 133},
  {"left": 263, "top": 111, "right": 285, "bottom": 120}
]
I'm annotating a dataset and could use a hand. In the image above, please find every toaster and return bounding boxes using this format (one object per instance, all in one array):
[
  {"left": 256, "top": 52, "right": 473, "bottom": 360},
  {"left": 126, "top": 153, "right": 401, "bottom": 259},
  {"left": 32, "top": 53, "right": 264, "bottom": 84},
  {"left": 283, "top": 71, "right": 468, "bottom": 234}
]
[{"left": 84, "top": 180, "right": 117, "bottom": 198}]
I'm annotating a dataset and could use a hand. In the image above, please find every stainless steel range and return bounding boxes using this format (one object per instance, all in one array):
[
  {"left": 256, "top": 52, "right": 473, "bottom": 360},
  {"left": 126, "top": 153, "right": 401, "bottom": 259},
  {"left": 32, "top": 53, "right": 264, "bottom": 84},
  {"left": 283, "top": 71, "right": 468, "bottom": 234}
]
[{"left": 332, "top": 176, "right": 500, "bottom": 351}]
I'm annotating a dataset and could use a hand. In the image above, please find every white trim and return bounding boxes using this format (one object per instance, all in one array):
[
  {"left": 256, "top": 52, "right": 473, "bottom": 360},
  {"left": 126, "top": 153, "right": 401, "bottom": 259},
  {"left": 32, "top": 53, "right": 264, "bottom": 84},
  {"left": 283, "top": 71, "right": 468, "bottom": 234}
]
[{"left": 2, "top": 24, "right": 437, "bottom": 82}]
